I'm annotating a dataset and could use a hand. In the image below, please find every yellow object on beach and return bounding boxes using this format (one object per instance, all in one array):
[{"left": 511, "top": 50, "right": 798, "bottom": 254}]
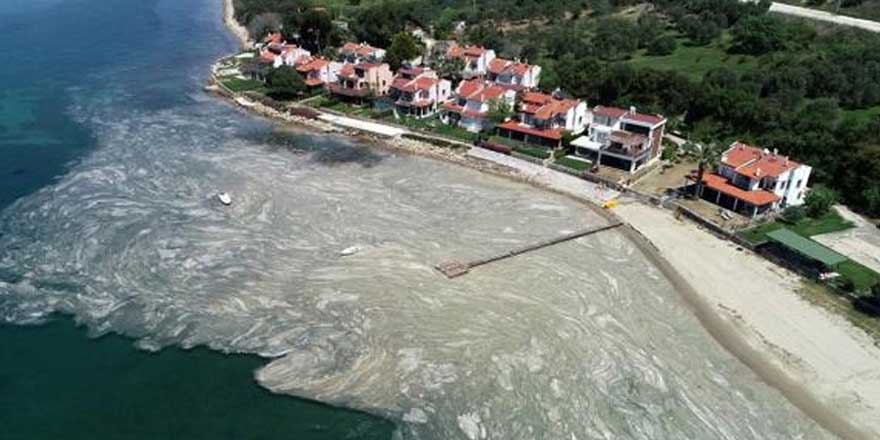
[{"left": 602, "top": 199, "right": 619, "bottom": 209}]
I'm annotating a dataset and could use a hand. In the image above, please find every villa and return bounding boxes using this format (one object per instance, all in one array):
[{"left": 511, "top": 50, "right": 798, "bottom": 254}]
[
  {"left": 440, "top": 79, "right": 516, "bottom": 132},
  {"left": 296, "top": 57, "right": 343, "bottom": 88},
  {"left": 328, "top": 62, "right": 394, "bottom": 101},
  {"left": 571, "top": 106, "right": 667, "bottom": 173},
  {"left": 256, "top": 31, "right": 311, "bottom": 69},
  {"left": 339, "top": 42, "right": 386, "bottom": 63},
  {"left": 445, "top": 44, "right": 497, "bottom": 78},
  {"left": 496, "top": 92, "right": 588, "bottom": 149},
  {"left": 389, "top": 67, "right": 452, "bottom": 118},
  {"left": 691, "top": 142, "right": 812, "bottom": 218},
  {"left": 486, "top": 58, "right": 541, "bottom": 90}
]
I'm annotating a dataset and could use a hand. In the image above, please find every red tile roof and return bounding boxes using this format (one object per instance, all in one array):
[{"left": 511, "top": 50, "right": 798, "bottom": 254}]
[
  {"left": 487, "top": 58, "right": 533, "bottom": 76},
  {"left": 338, "top": 63, "right": 356, "bottom": 79},
  {"left": 441, "top": 102, "right": 485, "bottom": 119},
  {"left": 519, "top": 92, "right": 579, "bottom": 120},
  {"left": 447, "top": 44, "right": 486, "bottom": 59},
  {"left": 723, "top": 142, "right": 800, "bottom": 179},
  {"left": 592, "top": 105, "right": 628, "bottom": 119},
  {"left": 700, "top": 173, "right": 780, "bottom": 206},
  {"left": 296, "top": 57, "right": 329, "bottom": 72},
  {"left": 304, "top": 77, "right": 324, "bottom": 87},
  {"left": 456, "top": 79, "right": 484, "bottom": 97},
  {"left": 623, "top": 112, "right": 665, "bottom": 126},
  {"left": 592, "top": 105, "right": 665, "bottom": 126},
  {"left": 341, "top": 42, "right": 383, "bottom": 58},
  {"left": 498, "top": 121, "right": 563, "bottom": 140}
]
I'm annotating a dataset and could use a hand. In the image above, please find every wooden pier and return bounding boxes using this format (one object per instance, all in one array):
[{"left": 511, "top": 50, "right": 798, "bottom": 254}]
[{"left": 436, "top": 222, "right": 623, "bottom": 278}]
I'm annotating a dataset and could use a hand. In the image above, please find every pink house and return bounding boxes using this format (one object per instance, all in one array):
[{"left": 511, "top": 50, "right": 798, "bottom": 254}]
[
  {"left": 390, "top": 67, "right": 452, "bottom": 118},
  {"left": 440, "top": 79, "right": 516, "bottom": 132},
  {"left": 328, "top": 62, "right": 394, "bottom": 101}
]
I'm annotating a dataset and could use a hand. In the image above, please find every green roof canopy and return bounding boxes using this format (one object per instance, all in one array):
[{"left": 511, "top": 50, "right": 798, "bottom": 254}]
[{"left": 765, "top": 228, "right": 847, "bottom": 267}]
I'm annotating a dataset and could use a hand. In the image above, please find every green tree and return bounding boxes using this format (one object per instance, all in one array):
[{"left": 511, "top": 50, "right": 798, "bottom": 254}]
[
  {"left": 862, "top": 185, "right": 880, "bottom": 216},
  {"left": 287, "top": 8, "right": 338, "bottom": 53},
  {"left": 730, "top": 15, "right": 786, "bottom": 55},
  {"left": 678, "top": 14, "right": 720, "bottom": 46},
  {"left": 385, "top": 32, "right": 423, "bottom": 70},
  {"left": 486, "top": 98, "right": 513, "bottom": 126},
  {"left": 636, "top": 13, "right": 664, "bottom": 48},
  {"left": 594, "top": 18, "right": 640, "bottom": 61},
  {"left": 433, "top": 56, "right": 466, "bottom": 85},
  {"left": 804, "top": 186, "right": 838, "bottom": 218},
  {"left": 646, "top": 35, "right": 677, "bottom": 56},
  {"left": 682, "top": 141, "right": 723, "bottom": 199},
  {"left": 266, "top": 66, "right": 306, "bottom": 100}
]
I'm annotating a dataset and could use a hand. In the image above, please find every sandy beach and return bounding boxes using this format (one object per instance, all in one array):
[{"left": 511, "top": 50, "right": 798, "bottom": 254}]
[
  {"left": 223, "top": 0, "right": 250, "bottom": 48},
  {"left": 616, "top": 201, "right": 880, "bottom": 439},
  {"left": 217, "top": 4, "right": 880, "bottom": 439}
]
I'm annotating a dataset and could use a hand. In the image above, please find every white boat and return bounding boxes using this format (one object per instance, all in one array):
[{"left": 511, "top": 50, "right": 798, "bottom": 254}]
[
  {"left": 217, "top": 192, "right": 232, "bottom": 206},
  {"left": 339, "top": 245, "right": 362, "bottom": 256}
]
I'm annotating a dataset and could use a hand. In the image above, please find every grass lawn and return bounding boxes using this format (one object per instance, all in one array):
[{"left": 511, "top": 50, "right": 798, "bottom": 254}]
[
  {"left": 739, "top": 211, "right": 855, "bottom": 245},
  {"left": 556, "top": 156, "right": 592, "bottom": 171},
  {"left": 626, "top": 34, "right": 757, "bottom": 81},
  {"left": 844, "top": 105, "right": 880, "bottom": 124},
  {"left": 836, "top": 261, "right": 880, "bottom": 291},
  {"left": 489, "top": 136, "right": 551, "bottom": 159},
  {"left": 220, "top": 77, "right": 266, "bottom": 93}
]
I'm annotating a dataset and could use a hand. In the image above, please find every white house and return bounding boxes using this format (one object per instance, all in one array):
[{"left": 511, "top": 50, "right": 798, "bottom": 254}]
[
  {"left": 691, "top": 142, "right": 812, "bottom": 217},
  {"left": 296, "top": 57, "right": 343, "bottom": 88},
  {"left": 390, "top": 67, "right": 452, "bottom": 118},
  {"left": 486, "top": 58, "right": 541, "bottom": 90},
  {"left": 496, "top": 91, "right": 587, "bottom": 148},
  {"left": 445, "top": 44, "right": 497, "bottom": 77},
  {"left": 339, "top": 42, "right": 386, "bottom": 63},
  {"left": 572, "top": 105, "right": 667, "bottom": 173},
  {"left": 440, "top": 79, "right": 516, "bottom": 132}
]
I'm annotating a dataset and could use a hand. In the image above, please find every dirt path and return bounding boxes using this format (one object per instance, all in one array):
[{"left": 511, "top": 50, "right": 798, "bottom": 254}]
[{"left": 814, "top": 206, "right": 880, "bottom": 274}]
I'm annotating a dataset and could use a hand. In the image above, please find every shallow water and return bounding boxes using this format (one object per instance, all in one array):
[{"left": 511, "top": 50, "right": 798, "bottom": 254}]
[{"left": 0, "top": 0, "right": 839, "bottom": 439}]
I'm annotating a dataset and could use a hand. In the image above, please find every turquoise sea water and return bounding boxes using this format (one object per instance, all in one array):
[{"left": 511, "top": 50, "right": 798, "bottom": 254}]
[{"left": 0, "top": 0, "right": 392, "bottom": 438}]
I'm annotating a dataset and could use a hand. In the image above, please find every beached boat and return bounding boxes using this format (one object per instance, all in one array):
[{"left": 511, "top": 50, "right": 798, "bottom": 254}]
[{"left": 217, "top": 192, "right": 232, "bottom": 206}]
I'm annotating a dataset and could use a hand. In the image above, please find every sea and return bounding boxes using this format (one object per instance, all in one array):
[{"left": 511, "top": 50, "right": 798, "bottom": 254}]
[{"left": 0, "top": 0, "right": 842, "bottom": 439}]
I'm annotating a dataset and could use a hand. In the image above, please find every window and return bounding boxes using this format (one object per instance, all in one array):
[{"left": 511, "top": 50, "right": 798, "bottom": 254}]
[{"left": 795, "top": 179, "right": 802, "bottom": 188}]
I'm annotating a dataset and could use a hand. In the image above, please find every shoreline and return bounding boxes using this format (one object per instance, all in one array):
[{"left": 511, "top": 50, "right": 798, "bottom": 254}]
[{"left": 216, "top": 3, "right": 880, "bottom": 439}]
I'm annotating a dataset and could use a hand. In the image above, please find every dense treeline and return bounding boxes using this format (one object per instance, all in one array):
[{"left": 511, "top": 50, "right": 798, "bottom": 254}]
[{"left": 232, "top": 0, "right": 880, "bottom": 215}]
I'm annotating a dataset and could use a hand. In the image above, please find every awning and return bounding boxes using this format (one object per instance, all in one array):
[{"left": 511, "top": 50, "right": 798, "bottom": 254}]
[
  {"left": 570, "top": 136, "right": 603, "bottom": 152},
  {"left": 497, "top": 121, "right": 562, "bottom": 141},
  {"left": 765, "top": 228, "right": 848, "bottom": 266}
]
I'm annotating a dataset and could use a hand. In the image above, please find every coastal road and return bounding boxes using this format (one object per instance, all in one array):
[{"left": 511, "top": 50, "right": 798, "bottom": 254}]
[{"left": 766, "top": 2, "right": 880, "bottom": 33}]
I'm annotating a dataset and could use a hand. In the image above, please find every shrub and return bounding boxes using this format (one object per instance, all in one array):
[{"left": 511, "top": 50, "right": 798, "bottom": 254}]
[
  {"left": 804, "top": 186, "right": 838, "bottom": 218},
  {"left": 781, "top": 206, "right": 807, "bottom": 224},
  {"left": 647, "top": 35, "right": 677, "bottom": 56}
]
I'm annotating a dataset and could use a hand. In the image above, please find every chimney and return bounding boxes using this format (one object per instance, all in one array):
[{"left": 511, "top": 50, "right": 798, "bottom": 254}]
[
  {"left": 755, "top": 168, "right": 762, "bottom": 177},
  {"left": 629, "top": 106, "right": 637, "bottom": 113},
  {"left": 773, "top": 148, "right": 778, "bottom": 156},
  {"left": 784, "top": 156, "right": 789, "bottom": 166}
]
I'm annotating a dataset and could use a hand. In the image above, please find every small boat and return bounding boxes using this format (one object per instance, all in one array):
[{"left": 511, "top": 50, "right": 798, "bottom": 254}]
[
  {"left": 339, "top": 246, "right": 362, "bottom": 256},
  {"left": 217, "top": 192, "right": 232, "bottom": 206}
]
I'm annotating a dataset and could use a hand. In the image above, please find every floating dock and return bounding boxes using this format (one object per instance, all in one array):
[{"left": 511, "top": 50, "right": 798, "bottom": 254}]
[{"left": 436, "top": 222, "right": 623, "bottom": 278}]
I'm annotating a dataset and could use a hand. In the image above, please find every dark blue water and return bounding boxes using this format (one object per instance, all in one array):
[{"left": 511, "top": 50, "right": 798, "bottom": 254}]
[{"left": 0, "top": 0, "right": 393, "bottom": 438}]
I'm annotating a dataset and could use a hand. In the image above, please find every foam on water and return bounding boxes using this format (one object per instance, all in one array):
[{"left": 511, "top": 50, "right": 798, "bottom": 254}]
[{"left": 0, "top": 96, "right": 834, "bottom": 439}]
